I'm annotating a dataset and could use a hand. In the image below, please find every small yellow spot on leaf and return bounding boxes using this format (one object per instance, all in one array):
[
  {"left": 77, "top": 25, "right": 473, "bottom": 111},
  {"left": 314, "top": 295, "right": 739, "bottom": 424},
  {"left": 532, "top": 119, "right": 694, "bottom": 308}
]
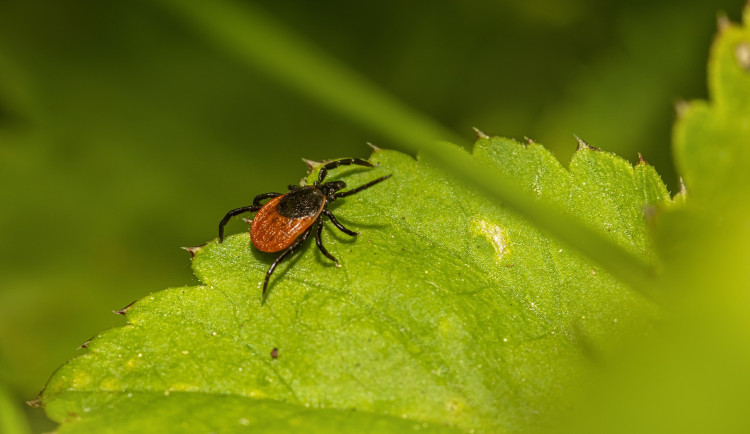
[
  {"left": 100, "top": 378, "right": 119, "bottom": 390},
  {"left": 70, "top": 372, "right": 93, "bottom": 388},
  {"left": 445, "top": 399, "right": 466, "bottom": 415},
  {"left": 125, "top": 357, "right": 140, "bottom": 368},
  {"left": 246, "top": 389, "right": 266, "bottom": 398},
  {"left": 170, "top": 382, "right": 199, "bottom": 392}
]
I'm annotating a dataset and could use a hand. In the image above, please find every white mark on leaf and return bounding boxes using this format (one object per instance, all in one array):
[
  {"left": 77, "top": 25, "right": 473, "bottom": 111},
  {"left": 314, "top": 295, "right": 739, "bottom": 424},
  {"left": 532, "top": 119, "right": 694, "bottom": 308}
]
[
  {"left": 736, "top": 41, "right": 750, "bottom": 71},
  {"left": 472, "top": 218, "right": 508, "bottom": 263}
]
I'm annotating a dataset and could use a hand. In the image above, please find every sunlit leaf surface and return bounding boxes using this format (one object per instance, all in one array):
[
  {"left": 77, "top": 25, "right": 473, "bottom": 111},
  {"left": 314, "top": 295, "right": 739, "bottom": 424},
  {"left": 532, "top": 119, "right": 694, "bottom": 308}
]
[{"left": 41, "top": 140, "right": 670, "bottom": 433}]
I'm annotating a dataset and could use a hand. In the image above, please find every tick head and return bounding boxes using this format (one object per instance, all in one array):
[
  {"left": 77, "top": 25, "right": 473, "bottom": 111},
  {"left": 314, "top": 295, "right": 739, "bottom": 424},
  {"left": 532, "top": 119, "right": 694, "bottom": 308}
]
[{"left": 320, "top": 180, "right": 347, "bottom": 200}]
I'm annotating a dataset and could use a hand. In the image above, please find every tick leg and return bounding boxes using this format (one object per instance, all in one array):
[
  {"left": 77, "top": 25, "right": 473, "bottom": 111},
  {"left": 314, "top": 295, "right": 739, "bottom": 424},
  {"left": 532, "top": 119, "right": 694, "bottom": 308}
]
[
  {"left": 335, "top": 174, "right": 392, "bottom": 198},
  {"left": 262, "top": 226, "right": 313, "bottom": 297},
  {"left": 315, "top": 218, "right": 340, "bottom": 266},
  {"left": 219, "top": 192, "right": 282, "bottom": 242},
  {"left": 219, "top": 205, "right": 262, "bottom": 242},
  {"left": 253, "top": 192, "right": 282, "bottom": 206},
  {"left": 318, "top": 158, "right": 374, "bottom": 182},
  {"left": 322, "top": 209, "right": 358, "bottom": 236}
]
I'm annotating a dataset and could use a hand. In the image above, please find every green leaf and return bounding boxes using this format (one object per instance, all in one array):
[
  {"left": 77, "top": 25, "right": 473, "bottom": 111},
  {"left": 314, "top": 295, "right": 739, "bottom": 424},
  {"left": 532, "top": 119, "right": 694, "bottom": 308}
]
[
  {"left": 662, "top": 6, "right": 750, "bottom": 301},
  {"left": 0, "top": 383, "right": 31, "bottom": 434},
  {"left": 552, "top": 6, "right": 750, "bottom": 433},
  {"left": 40, "top": 140, "right": 670, "bottom": 433},
  {"left": 673, "top": 7, "right": 750, "bottom": 203}
]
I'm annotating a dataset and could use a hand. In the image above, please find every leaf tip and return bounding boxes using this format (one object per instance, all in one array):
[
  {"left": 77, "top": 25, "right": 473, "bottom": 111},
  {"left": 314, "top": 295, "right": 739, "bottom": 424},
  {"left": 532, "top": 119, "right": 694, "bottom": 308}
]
[
  {"left": 574, "top": 135, "right": 600, "bottom": 151},
  {"left": 472, "top": 127, "right": 490, "bottom": 139},
  {"left": 637, "top": 153, "right": 649, "bottom": 165},
  {"left": 523, "top": 136, "right": 537, "bottom": 145}
]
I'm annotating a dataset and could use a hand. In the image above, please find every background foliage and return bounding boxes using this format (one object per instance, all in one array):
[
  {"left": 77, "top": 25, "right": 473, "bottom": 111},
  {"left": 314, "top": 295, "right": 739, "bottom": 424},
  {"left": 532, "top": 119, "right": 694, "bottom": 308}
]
[{"left": 0, "top": 0, "right": 746, "bottom": 431}]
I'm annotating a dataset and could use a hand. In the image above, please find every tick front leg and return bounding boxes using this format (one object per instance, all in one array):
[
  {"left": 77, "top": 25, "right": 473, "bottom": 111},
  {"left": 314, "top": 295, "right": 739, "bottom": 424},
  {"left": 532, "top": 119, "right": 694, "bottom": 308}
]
[
  {"left": 253, "top": 192, "right": 282, "bottom": 206},
  {"left": 219, "top": 205, "right": 262, "bottom": 242},
  {"left": 262, "top": 226, "right": 313, "bottom": 298},
  {"left": 317, "top": 158, "right": 374, "bottom": 182},
  {"left": 334, "top": 174, "right": 392, "bottom": 198},
  {"left": 315, "top": 218, "right": 341, "bottom": 267},
  {"left": 322, "top": 209, "right": 358, "bottom": 236}
]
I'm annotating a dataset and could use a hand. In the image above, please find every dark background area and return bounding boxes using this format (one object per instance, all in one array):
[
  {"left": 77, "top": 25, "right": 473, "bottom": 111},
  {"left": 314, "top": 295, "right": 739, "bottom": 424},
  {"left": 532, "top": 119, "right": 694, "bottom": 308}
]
[{"left": 0, "top": 0, "right": 743, "bottom": 430}]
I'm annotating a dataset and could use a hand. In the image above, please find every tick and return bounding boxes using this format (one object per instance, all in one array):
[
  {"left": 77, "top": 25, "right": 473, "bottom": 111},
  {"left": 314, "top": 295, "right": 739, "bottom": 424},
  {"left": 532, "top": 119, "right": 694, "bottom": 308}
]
[{"left": 218, "top": 158, "right": 390, "bottom": 297}]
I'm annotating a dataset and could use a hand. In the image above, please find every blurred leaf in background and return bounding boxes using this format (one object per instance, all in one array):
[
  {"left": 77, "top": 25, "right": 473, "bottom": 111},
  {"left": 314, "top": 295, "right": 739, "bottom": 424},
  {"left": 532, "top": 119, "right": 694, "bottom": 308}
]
[
  {"left": 0, "top": 384, "right": 30, "bottom": 434},
  {"left": 0, "top": 0, "right": 745, "bottom": 431},
  {"left": 555, "top": 5, "right": 750, "bottom": 432}
]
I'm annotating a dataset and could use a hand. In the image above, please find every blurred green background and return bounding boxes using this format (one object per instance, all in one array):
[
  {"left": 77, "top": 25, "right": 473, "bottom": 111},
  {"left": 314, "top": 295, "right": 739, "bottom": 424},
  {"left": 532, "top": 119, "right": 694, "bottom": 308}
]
[{"left": 0, "top": 0, "right": 744, "bottom": 431}]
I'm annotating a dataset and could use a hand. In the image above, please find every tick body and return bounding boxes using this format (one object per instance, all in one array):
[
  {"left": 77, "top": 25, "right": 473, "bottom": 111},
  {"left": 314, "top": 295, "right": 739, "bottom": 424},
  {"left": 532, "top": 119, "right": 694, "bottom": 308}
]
[
  {"left": 218, "top": 158, "right": 390, "bottom": 298},
  {"left": 250, "top": 189, "right": 325, "bottom": 253}
]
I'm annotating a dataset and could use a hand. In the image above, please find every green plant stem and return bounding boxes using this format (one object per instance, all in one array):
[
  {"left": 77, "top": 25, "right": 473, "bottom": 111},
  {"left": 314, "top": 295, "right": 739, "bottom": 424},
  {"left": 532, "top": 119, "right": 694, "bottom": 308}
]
[{"left": 158, "top": 0, "right": 657, "bottom": 299}]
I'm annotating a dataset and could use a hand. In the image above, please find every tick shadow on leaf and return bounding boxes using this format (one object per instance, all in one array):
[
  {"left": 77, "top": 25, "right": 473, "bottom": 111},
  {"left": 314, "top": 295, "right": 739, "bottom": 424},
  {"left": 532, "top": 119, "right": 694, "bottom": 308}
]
[
  {"left": 248, "top": 219, "right": 375, "bottom": 302},
  {"left": 311, "top": 221, "right": 368, "bottom": 266},
  {"left": 250, "top": 238, "right": 346, "bottom": 302},
  {"left": 323, "top": 204, "right": 392, "bottom": 231},
  {"left": 247, "top": 240, "right": 308, "bottom": 304}
]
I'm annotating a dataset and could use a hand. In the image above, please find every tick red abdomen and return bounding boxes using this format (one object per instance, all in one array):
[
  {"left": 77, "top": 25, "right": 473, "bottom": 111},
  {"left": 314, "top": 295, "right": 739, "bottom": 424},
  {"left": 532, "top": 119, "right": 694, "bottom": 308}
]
[{"left": 250, "top": 195, "right": 324, "bottom": 252}]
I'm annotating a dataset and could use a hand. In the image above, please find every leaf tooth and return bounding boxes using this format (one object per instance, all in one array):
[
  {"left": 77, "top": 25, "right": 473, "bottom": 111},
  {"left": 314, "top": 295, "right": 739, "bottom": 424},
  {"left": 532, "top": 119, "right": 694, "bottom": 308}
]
[
  {"left": 717, "top": 11, "right": 731, "bottom": 33},
  {"left": 637, "top": 153, "right": 650, "bottom": 165},
  {"left": 301, "top": 158, "right": 321, "bottom": 173},
  {"left": 674, "top": 99, "right": 690, "bottom": 118},
  {"left": 182, "top": 243, "right": 207, "bottom": 258},
  {"left": 678, "top": 177, "right": 688, "bottom": 196},
  {"left": 472, "top": 127, "right": 490, "bottom": 139},
  {"left": 26, "top": 395, "right": 42, "bottom": 409},
  {"left": 113, "top": 300, "right": 137, "bottom": 316},
  {"left": 574, "top": 135, "right": 600, "bottom": 151},
  {"left": 366, "top": 142, "right": 382, "bottom": 152},
  {"left": 78, "top": 335, "right": 96, "bottom": 350}
]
